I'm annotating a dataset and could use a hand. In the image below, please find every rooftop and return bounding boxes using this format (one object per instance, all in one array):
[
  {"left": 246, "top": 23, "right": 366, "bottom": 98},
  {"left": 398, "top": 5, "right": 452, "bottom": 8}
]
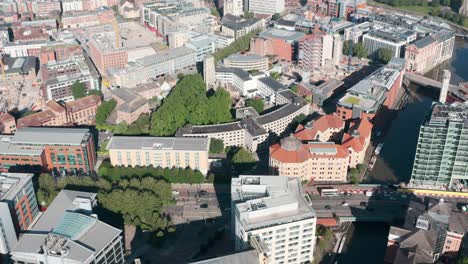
[
  {"left": 0, "top": 173, "right": 33, "bottom": 201},
  {"left": 270, "top": 138, "right": 349, "bottom": 163},
  {"left": 107, "top": 136, "right": 209, "bottom": 152},
  {"left": 259, "top": 28, "right": 305, "bottom": 42},
  {"left": 13, "top": 190, "right": 121, "bottom": 263},
  {"left": 258, "top": 77, "right": 285, "bottom": 92},
  {"left": 427, "top": 102, "right": 468, "bottom": 127},
  {"left": 232, "top": 175, "right": 315, "bottom": 232},
  {"left": 225, "top": 53, "right": 267, "bottom": 63},
  {"left": 11, "top": 127, "right": 91, "bottom": 146}
]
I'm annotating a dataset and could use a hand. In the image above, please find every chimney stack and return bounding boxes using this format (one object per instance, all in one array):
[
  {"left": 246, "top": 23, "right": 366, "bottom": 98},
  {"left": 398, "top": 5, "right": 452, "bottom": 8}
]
[{"left": 439, "top": 70, "right": 451, "bottom": 104}]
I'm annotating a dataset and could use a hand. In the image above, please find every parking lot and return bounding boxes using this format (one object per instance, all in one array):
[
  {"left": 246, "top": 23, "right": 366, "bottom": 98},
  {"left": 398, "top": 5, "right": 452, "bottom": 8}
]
[{"left": 164, "top": 185, "right": 231, "bottom": 225}]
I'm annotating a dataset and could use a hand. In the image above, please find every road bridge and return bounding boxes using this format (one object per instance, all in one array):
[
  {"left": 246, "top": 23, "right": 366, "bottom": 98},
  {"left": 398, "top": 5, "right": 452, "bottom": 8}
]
[{"left": 404, "top": 72, "right": 467, "bottom": 102}]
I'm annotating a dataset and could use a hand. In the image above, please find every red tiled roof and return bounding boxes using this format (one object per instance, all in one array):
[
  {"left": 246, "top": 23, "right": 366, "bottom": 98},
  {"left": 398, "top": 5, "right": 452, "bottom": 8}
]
[
  {"left": 342, "top": 118, "right": 373, "bottom": 152},
  {"left": 17, "top": 109, "right": 57, "bottom": 128},
  {"left": 317, "top": 218, "right": 338, "bottom": 227},
  {"left": 0, "top": 112, "right": 15, "bottom": 123},
  {"left": 65, "top": 95, "right": 101, "bottom": 113},
  {"left": 270, "top": 140, "right": 348, "bottom": 163},
  {"left": 294, "top": 113, "right": 344, "bottom": 141}
]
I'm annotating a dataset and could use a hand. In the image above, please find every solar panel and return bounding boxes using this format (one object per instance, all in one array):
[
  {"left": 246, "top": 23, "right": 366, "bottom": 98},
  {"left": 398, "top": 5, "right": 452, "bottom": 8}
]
[{"left": 52, "top": 211, "right": 96, "bottom": 240}]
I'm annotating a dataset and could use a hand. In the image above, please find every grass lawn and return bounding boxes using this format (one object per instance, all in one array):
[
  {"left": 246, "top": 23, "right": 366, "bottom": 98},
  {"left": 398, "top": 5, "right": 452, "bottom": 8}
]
[
  {"left": 345, "top": 96, "right": 361, "bottom": 105},
  {"left": 367, "top": 0, "right": 434, "bottom": 15}
]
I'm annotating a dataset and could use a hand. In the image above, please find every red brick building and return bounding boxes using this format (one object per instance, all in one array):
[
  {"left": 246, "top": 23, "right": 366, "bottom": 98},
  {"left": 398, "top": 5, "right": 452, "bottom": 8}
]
[
  {"left": 250, "top": 28, "right": 305, "bottom": 62},
  {"left": 0, "top": 127, "right": 96, "bottom": 175}
]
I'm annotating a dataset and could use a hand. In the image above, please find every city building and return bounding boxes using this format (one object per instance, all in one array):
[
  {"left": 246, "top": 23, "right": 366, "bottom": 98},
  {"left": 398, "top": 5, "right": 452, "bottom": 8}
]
[
  {"left": 41, "top": 57, "right": 100, "bottom": 102},
  {"left": 107, "top": 136, "right": 210, "bottom": 174},
  {"left": 0, "top": 173, "right": 39, "bottom": 235},
  {"left": 61, "top": 0, "right": 85, "bottom": 12},
  {"left": 333, "top": 33, "right": 342, "bottom": 65},
  {"left": 108, "top": 88, "right": 151, "bottom": 125},
  {"left": 294, "top": 113, "right": 344, "bottom": 142},
  {"left": 0, "top": 112, "right": 17, "bottom": 134},
  {"left": 191, "top": 249, "right": 263, "bottom": 264},
  {"left": 362, "top": 26, "right": 417, "bottom": 58},
  {"left": 178, "top": 93, "right": 309, "bottom": 152},
  {"left": 0, "top": 202, "right": 17, "bottom": 254},
  {"left": 386, "top": 198, "right": 468, "bottom": 263},
  {"left": 405, "top": 30, "right": 455, "bottom": 74},
  {"left": 341, "top": 118, "right": 373, "bottom": 168},
  {"left": 270, "top": 136, "right": 349, "bottom": 182},
  {"left": 215, "top": 67, "right": 264, "bottom": 97},
  {"left": 107, "top": 47, "right": 196, "bottom": 88},
  {"left": 11, "top": 190, "right": 125, "bottom": 264},
  {"left": 12, "top": 27, "right": 49, "bottom": 43},
  {"left": 224, "top": 0, "right": 243, "bottom": 16},
  {"left": 17, "top": 95, "right": 102, "bottom": 128},
  {"left": 3, "top": 40, "right": 48, "bottom": 57},
  {"left": 221, "top": 15, "right": 265, "bottom": 39},
  {"left": 232, "top": 175, "right": 316, "bottom": 264},
  {"left": 185, "top": 34, "right": 217, "bottom": 62},
  {"left": 118, "top": 0, "right": 140, "bottom": 19},
  {"left": 61, "top": 7, "right": 114, "bottom": 29},
  {"left": 0, "top": 127, "right": 97, "bottom": 175},
  {"left": 88, "top": 31, "right": 129, "bottom": 75},
  {"left": 298, "top": 28, "right": 333, "bottom": 71},
  {"left": 297, "top": 79, "right": 344, "bottom": 107},
  {"left": 409, "top": 102, "right": 468, "bottom": 190},
  {"left": 336, "top": 58, "right": 405, "bottom": 120},
  {"left": 248, "top": 0, "right": 285, "bottom": 14},
  {"left": 223, "top": 53, "right": 269, "bottom": 72},
  {"left": 141, "top": 2, "right": 216, "bottom": 38},
  {"left": 2, "top": 55, "right": 38, "bottom": 84},
  {"left": 39, "top": 41, "right": 84, "bottom": 64},
  {"left": 31, "top": 0, "right": 61, "bottom": 17},
  {"left": 343, "top": 21, "right": 371, "bottom": 44},
  {"left": 251, "top": 28, "right": 305, "bottom": 62}
]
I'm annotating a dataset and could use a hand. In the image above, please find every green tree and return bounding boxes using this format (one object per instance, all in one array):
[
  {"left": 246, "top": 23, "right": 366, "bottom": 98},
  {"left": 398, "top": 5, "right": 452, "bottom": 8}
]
[
  {"left": 87, "top": 90, "right": 103, "bottom": 97},
  {"left": 354, "top": 43, "right": 368, "bottom": 59},
  {"left": 343, "top": 40, "right": 353, "bottom": 56},
  {"left": 457, "top": 256, "right": 468, "bottom": 264},
  {"left": 246, "top": 98, "right": 264, "bottom": 113},
  {"left": 377, "top": 48, "right": 393, "bottom": 64},
  {"left": 270, "top": 71, "right": 281, "bottom": 80},
  {"left": 96, "top": 99, "right": 117, "bottom": 126},
  {"left": 210, "top": 7, "right": 220, "bottom": 17},
  {"left": 71, "top": 81, "right": 86, "bottom": 99},
  {"left": 213, "top": 30, "right": 258, "bottom": 62},
  {"left": 272, "top": 13, "right": 281, "bottom": 20},
  {"left": 290, "top": 84, "right": 298, "bottom": 93},
  {"left": 209, "top": 138, "right": 224, "bottom": 154},
  {"left": 231, "top": 147, "right": 255, "bottom": 164},
  {"left": 243, "top": 11, "right": 254, "bottom": 19},
  {"left": 177, "top": 73, "right": 184, "bottom": 79}
]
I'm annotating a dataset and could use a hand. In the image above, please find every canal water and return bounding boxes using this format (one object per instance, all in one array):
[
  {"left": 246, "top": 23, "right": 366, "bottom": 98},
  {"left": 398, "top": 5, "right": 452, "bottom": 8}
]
[{"left": 339, "top": 38, "right": 468, "bottom": 264}]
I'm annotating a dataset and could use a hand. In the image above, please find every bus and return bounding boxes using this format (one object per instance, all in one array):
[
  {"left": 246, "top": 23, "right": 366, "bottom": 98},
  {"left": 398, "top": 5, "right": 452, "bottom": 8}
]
[{"left": 319, "top": 188, "right": 339, "bottom": 197}]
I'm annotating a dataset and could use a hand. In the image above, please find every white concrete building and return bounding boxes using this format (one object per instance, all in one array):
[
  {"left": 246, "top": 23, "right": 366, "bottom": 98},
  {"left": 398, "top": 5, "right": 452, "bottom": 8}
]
[
  {"left": 231, "top": 175, "right": 316, "bottom": 264},
  {"left": 185, "top": 35, "right": 217, "bottom": 62},
  {"left": 224, "top": 0, "right": 243, "bottom": 16},
  {"left": 248, "top": 0, "right": 285, "bottom": 15},
  {"left": 61, "top": 0, "right": 84, "bottom": 12}
]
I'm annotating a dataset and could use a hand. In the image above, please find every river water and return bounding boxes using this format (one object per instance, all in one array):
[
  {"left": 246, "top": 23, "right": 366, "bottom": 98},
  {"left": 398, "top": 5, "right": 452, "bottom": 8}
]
[{"left": 339, "top": 38, "right": 468, "bottom": 264}]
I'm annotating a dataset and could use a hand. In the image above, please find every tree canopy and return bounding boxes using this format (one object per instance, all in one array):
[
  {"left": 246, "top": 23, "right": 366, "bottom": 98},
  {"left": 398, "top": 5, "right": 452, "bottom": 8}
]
[
  {"left": 209, "top": 138, "right": 224, "bottom": 154},
  {"left": 377, "top": 48, "right": 393, "bottom": 64},
  {"left": 71, "top": 81, "right": 86, "bottom": 99},
  {"left": 272, "top": 13, "right": 281, "bottom": 20},
  {"left": 246, "top": 98, "right": 264, "bottom": 113},
  {"left": 354, "top": 43, "right": 368, "bottom": 59},
  {"left": 150, "top": 75, "right": 232, "bottom": 136},
  {"left": 213, "top": 31, "right": 258, "bottom": 62},
  {"left": 96, "top": 99, "right": 117, "bottom": 127}
]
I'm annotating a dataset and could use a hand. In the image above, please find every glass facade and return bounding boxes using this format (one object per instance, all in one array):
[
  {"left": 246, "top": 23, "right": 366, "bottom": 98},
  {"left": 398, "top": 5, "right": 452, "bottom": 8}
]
[{"left": 410, "top": 104, "right": 468, "bottom": 189}]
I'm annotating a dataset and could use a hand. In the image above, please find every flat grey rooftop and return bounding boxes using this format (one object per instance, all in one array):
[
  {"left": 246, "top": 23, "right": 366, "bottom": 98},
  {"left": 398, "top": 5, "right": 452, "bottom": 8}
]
[
  {"left": 0, "top": 173, "right": 33, "bottom": 201},
  {"left": 258, "top": 77, "right": 285, "bottom": 91},
  {"left": 107, "top": 136, "right": 209, "bottom": 151},
  {"left": 259, "top": 28, "right": 305, "bottom": 42},
  {"left": 10, "top": 127, "right": 90, "bottom": 146},
  {"left": 225, "top": 53, "right": 266, "bottom": 62},
  {"left": 191, "top": 249, "right": 259, "bottom": 264}
]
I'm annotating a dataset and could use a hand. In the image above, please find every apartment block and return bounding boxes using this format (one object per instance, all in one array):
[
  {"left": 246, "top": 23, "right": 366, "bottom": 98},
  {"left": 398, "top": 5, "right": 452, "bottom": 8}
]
[
  {"left": 0, "top": 127, "right": 96, "bottom": 175},
  {"left": 61, "top": 7, "right": 114, "bottom": 29},
  {"left": 362, "top": 26, "right": 417, "bottom": 58},
  {"left": 224, "top": 0, "right": 243, "bottom": 16},
  {"left": 270, "top": 137, "right": 349, "bottom": 182},
  {"left": 88, "top": 31, "right": 128, "bottom": 75},
  {"left": 31, "top": 0, "right": 61, "bottom": 17},
  {"left": 232, "top": 175, "right": 316, "bottom": 264},
  {"left": 298, "top": 29, "right": 333, "bottom": 71},
  {"left": 409, "top": 103, "right": 468, "bottom": 190},
  {"left": 178, "top": 93, "right": 309, "bottom": 153},
  {"left": 11, "top": 190, "right": 124, "bottom": 264},
  {"left": 107, "top": 136, "right": 210, "bottom": 174},
  {"left": 17, "top": 95, "right": 102, "bottom": 128}
]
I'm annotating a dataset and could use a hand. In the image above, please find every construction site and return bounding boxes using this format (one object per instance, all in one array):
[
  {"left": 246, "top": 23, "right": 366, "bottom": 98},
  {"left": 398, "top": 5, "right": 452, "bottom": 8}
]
[{"left": 0, "top": 55, "right": 41, "bottom": 112}]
